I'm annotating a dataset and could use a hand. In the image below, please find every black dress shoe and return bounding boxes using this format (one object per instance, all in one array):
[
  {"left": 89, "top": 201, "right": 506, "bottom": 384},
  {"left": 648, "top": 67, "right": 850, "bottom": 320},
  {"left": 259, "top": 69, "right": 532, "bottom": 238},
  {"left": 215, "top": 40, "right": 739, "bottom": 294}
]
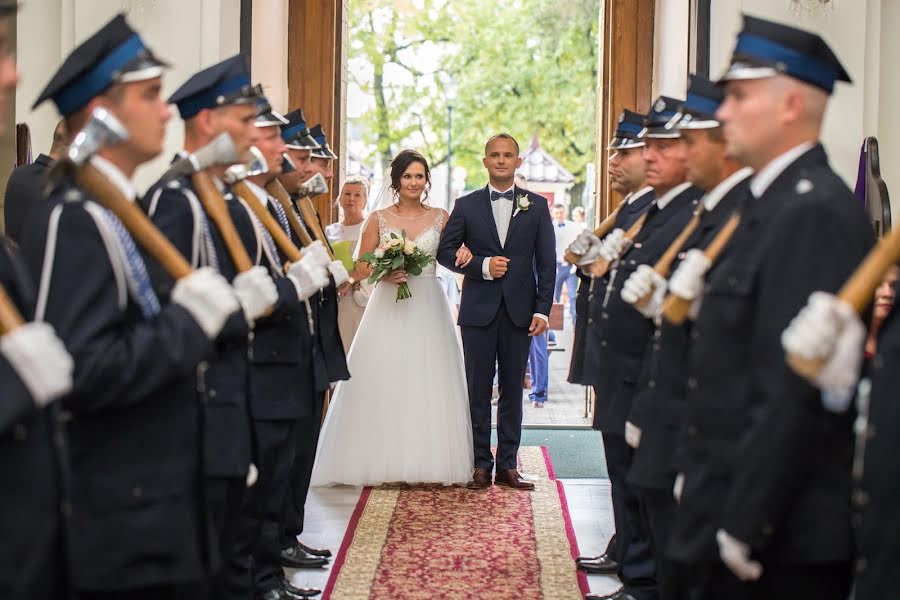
[
  {"left": 577, "top": 553, "right": 619, "bottom": 574},
  {"left": 281, "top": 545, "right": 329, "bottom": 569},
  {"left": 281, "top": 579, "right": 321, "bottom": 598},
  {"left": 296, "top": 540, "right": 332, "bottom": 558}
]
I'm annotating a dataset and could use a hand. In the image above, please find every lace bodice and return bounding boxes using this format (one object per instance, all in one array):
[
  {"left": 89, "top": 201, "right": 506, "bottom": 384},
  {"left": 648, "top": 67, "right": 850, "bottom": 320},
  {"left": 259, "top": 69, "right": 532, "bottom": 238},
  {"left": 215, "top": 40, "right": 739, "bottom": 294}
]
[{"left": 376, "top": 207, "right": 444, "bottom": 277}]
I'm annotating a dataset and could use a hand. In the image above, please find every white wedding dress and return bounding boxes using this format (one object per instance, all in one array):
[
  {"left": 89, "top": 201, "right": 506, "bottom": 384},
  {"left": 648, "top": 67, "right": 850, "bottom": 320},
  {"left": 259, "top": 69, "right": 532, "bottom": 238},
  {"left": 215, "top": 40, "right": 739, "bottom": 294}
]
[{"left": 310, "top": 207, "right": 474, "bottom": 486}]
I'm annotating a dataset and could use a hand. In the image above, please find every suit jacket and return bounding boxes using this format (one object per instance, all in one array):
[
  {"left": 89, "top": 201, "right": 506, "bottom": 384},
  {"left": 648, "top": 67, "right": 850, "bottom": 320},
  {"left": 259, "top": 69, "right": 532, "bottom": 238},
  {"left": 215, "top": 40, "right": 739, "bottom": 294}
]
[
  {"left": 626, "top": 177, "right": 749, "bottom": 493},
  {"left": 591, "top": 185, "right": 704, "bottom": 435},
  {"left": 437, "top": 186, "right": 555, "bottom": 328},
  {"left": 0, "top": 238, "right": 71, "bottom": 598},
  {"left": 4, "top": 154, "right": 53, "bottom": 245},
  {"left": 141, "top": 173, "right": 253, "bottom": 481},
  {"left": 577, "top": 189, "right": 655, "bottom": 389},
  {"left": 668, "top": 145, "right": 874, "bottom": 564},
  {"left": 20, "top": 176, "right": 213, "bottom": 589}
]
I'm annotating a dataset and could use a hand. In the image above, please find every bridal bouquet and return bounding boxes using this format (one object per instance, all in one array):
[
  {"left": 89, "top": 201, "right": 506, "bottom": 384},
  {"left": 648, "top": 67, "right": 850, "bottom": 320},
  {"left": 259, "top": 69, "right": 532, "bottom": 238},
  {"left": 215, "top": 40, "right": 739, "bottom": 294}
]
[{"left": 360, "top": 231, "right": 434, "bottom": 301}]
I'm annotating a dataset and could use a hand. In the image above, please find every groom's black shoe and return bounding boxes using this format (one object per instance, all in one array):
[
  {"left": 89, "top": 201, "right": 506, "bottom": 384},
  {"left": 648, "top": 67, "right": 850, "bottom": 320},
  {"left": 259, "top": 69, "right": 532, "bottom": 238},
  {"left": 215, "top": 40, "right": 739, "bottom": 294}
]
[
  {"left": 295, "top": 540, "right": 332, "bottom": 558},
  {"left": 495, "top": 469, "right": 535, "bottom": 490},
  {"left": 281, "top": 545, "right": 329, "bottom": 568},
  {"left": 466, "top": 468, "right": 492, "bottom": 490}
]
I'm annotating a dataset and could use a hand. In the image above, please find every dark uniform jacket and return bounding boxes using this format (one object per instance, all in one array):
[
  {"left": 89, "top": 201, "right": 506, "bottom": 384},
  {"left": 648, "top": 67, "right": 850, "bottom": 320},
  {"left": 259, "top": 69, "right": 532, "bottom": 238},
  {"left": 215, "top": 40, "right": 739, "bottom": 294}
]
[
  {"left": 4, "top": 154, "right": 53, "bottom": 245},
  {"left": 627, "top": 174, "right": 750, "bottom": 493},
  {"left": 591, "top": 184, "right": 703, "bottom": 435},
  {"left": 0, "top": 238, "right": 70, "bottom": 599},
  {"left": 668, "top": 145, "right": 874, "bottom": 564},
  {"left": 238, "top": 183, "right": 323, "bottom": 421},
  {"left": 20, "top": 176, "right": 213, "bottom": 590},
  {"left": 577, "top": 188, "right": 655, "bottom": 389},
  {"left": 853, "top": 285, "right": 900, "bottom": 599},
  {"left": 141, "top": 174, "right": 254, "bottom": 481}
]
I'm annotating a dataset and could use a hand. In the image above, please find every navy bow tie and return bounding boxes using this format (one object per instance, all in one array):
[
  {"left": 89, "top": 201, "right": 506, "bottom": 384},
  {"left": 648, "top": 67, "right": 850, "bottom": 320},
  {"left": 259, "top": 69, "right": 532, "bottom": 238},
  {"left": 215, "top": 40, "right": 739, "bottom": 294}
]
[{"left": 491, "top": 190, "right": 514, "bottom": 202}]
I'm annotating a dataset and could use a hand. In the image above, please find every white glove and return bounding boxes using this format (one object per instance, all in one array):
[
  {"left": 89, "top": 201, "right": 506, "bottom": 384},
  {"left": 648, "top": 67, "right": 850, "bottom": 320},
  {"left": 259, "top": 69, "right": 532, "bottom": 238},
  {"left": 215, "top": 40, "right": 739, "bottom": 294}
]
[
  {"left": 233, "top": 266, "right": 278, "bottom": 323},
  {"left": 781, "top": 291, "right": 866, "bottom": 400},
  {"left": 598, "top": 228, "right": 627, "bottom": 262},
  {"left": 287, "top": 258, "right": 330, "bottom": 301},
  {"left": 171, "top": 267, "right": 241, "bottom": 339},
  {"left": 576, "top": 244, "right": 605, "bottom": 268},
  {"left": 668, "top": 249, "right": 711, "bottom": 301},
  {"left": 0, "top": 321, "right": 74, "bottom": 407},
  {"left": 301, "top": 240, "right": 331, "bottom": 269},
  {"left": 328, "top": 260, "right": 350, "bottom": 287},
  {"left": 622, "top": 264, "right": 668, "bottom": 318},
  {"left": 625, "top": 421, "right": 642, "bottom": 449},
  {"left": 568, "top": 231, "right": 600, "bottom": 256},
  {"left": 246, "top": 463, "right": 258, "bottom": 488},
  {"left": 716, "top": 529, "right": 763, "bottom": 581},
  {"left": 673, "top": 472, "right": 685, "bottom": 503}
]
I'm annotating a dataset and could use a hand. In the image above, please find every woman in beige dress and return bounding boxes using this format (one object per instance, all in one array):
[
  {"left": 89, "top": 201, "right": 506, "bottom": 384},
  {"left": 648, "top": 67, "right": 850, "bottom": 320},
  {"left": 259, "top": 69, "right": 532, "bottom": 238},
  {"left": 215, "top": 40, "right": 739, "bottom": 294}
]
[{"left": 325, "top": 176, "right": 369, "bottom": 352}]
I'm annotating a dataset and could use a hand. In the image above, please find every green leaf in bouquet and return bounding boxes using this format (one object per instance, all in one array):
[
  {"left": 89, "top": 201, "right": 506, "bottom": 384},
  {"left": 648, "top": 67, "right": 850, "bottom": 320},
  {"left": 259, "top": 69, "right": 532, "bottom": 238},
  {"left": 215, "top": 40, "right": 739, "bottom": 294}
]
[
  {"left": 391, "top": 255, "right": 404, "bottom": 270},
  {"left": 407, "top": 264, "right": 423, "bottom": 276}
]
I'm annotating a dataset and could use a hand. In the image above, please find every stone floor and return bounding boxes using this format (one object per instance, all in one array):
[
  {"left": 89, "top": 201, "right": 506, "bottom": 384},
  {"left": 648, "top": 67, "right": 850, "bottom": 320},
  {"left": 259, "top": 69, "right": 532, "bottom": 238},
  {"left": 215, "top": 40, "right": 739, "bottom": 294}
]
[{"left": 287, "top": 477, "right": 621, "bottom": 597}]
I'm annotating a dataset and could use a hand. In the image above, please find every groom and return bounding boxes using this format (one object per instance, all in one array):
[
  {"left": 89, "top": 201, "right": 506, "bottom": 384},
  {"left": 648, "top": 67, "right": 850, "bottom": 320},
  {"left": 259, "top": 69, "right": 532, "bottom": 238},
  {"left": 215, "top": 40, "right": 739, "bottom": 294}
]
[{"left": 438, "top": 133, "right": 555, "bottom": 490}]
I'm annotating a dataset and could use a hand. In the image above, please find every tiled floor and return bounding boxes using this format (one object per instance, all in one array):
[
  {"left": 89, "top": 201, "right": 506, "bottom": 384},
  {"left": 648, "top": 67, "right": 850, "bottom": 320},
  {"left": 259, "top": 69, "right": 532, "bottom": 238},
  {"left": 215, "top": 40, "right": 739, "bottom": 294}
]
[{"left": 287, "top": 477, "right": 621, "bottom": 597}]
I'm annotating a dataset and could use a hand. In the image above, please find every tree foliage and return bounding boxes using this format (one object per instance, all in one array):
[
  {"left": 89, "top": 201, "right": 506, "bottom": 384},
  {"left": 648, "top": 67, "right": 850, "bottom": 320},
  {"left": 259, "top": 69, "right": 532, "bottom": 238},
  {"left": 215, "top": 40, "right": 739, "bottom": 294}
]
[{"left": 348, "top": 0, "right": 599, "bottom": 192}]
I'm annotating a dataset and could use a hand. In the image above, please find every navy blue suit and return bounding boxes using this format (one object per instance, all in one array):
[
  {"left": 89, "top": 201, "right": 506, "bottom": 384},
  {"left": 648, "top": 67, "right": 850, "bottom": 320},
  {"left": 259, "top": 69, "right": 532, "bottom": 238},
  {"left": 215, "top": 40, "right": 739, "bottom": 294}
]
[{"left": 438, "top": 185, "right": 555, "bottom": 472}]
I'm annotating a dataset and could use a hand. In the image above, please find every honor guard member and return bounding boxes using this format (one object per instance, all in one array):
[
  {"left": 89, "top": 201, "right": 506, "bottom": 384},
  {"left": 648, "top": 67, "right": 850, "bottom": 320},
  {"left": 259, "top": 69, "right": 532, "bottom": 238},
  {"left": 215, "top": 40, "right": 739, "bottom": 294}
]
[
  {"left": 23, "top": 14, "right": 244, "bottom": 599},
  {"left": 277, "top": 108, "right": 337, "bottom": 568},
  {"left": 666, "top": 15, "right": 873, "bottom": 599},
  {"left": 586, "top": 96, "right": 704, "bottom": 600},
  {"left": 305, "top": 122, "right": 351, "bottom": 384},
  {"left": 617, "top": 75, "right": 752, "bottom": 599},
  {"left": 572, "top": 109, "right": 654, "bottom": 579},
  {"left": 141, "top": 54, "right": 279, "bottom": 599},
  {"left": 237, "top": 93, "right": 331, "bottom": 600},
  {"left": 0, "top": 3, "right": 75, "bottom": 596}
]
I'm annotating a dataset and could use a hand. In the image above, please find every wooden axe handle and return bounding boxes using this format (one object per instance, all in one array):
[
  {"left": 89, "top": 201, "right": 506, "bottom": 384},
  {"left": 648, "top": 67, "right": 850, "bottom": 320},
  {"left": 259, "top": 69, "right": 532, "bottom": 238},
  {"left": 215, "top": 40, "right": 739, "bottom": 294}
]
[
  {"left": 192, "top": 171, "right": 254, "bottom": 273},
  {"left": 786, "top": 218, "right": 900, "bottom": 380},
  {"left": 297, "top": 196, "right": 335, "bottom": 260},
  {"left": 77, "top": 163, "right": 193, "bottom": 280},
  {"left": 563, "top": 205, "right": 622, "bottom": 264},
  {"left": 265, "top": 180, "right": 315, "bottom": 247},
  {"left": 590, "top": 212, "right": 649, "bottom": 278},
  {"left": 0, "top": 285, "right": 24, "bottom": 334},
  {"left": 661, "top": 210, "right": 741, "bottom": 325},
  {"left": 231, "top": 181, "right": 302, "bottom": 263}
]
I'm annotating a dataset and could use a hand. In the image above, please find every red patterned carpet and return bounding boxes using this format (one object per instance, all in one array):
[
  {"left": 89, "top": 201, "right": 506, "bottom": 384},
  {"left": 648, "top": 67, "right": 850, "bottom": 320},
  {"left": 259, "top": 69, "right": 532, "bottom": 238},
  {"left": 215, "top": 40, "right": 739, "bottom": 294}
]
[{"left": 323, "top": 447, "right": 589, "bottom": 599}]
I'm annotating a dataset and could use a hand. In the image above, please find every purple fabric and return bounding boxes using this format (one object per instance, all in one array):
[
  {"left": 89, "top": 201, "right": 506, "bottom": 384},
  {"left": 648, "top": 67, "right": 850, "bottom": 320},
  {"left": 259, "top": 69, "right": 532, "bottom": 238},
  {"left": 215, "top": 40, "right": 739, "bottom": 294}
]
[{"left": 854, "top": 139, "right": 867, "bottom": 204}]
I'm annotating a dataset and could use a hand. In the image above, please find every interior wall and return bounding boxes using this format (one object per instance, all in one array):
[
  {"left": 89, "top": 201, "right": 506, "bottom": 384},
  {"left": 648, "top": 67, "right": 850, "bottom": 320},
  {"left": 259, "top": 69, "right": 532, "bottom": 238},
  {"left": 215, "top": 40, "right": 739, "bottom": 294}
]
[
  {"left": 653, "top": 0, "right": 690, "bottom": 99},
  {"left": 15, "top": 0, "right": 241, "bottom": 192}
]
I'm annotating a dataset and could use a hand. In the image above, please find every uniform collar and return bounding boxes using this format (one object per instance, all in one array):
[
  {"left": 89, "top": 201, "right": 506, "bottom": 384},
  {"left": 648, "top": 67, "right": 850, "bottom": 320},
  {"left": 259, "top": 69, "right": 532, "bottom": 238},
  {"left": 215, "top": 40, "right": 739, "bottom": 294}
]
[
  {"left": 244, "top": 179, "right": 270, "bottom": 207},
  {"left": 627, "top": 185, "right": 654, "bottom": 205},
  {"left": 750, "top": 142, "right": 815, "bottom": 198},
  {"left": 654, "top": 181, "right": 692, "bottom": 210},
  {"left": 702, "top": 167, "right": 753, "bottom": 211},
  {"left": 90, "top": 155, "right": 137, "bottom": 201}
]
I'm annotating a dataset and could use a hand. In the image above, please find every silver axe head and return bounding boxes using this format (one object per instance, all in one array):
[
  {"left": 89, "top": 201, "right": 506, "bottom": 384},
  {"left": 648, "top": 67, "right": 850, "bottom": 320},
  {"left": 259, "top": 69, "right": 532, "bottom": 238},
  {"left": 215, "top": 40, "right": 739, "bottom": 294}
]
[
  {"left": 281, "top": 153, "right": 297, "bottom": 174},
  {"left": 160, "top": 132, "right": 240, "bottom": 182},
  {"left": 297, "top": 172, "right": 329, "bottom": 198},
  {"left": 67, "top": 107, "right": 129, "bottom": 166},
  {"left": 223, "top": 146, "right": 268, "bottom": 185}
]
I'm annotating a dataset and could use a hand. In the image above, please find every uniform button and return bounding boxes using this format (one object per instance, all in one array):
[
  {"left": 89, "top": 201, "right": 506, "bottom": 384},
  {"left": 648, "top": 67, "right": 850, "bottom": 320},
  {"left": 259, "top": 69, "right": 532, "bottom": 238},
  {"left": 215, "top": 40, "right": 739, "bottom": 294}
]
[
  {"left": 853, "top": 489, "right": 870, "bottom": 507},
  {"left": 691, "top": 331, "right": 700, "bottom": 341},
  {"left": 209, "top": 389, "right": 217, "bottom": 399},
  {"left": 653, "top": 343, "right": 660, "bottom": 351},
  {"left": 588, "top": 294, "right": 594, "bottom": 301},
  {"left": 687, "top": 377, "right": 698, "bottom": 389},
  {"left": 654, "top": 329, "right": 662, "bottom": 338},
  {"left": 285, "top": 315, "right": 292, "bottom": 321},
  {"left": 648, "top": 380, "right": 656, "bottom": 388},
  {"left": 687, "top": 425, "right": 698, "bottom": 436},
  {"left": 54, "top": 432, "right": 65, "bottom": 449},
  {"left": 728, "top": 276, "right": 738, "bottom": 287},
  {"left": 588, "top": 318, "right": 594, "bottom": 324},
  {"left": 132, "top": 486, "right": 144, "bottom": 498},
  {"left": 601, "top": 341, "right": 607, "bottom": 347},
  {"left": 857, "top": 557, "right": 868, "bottom": 574}
]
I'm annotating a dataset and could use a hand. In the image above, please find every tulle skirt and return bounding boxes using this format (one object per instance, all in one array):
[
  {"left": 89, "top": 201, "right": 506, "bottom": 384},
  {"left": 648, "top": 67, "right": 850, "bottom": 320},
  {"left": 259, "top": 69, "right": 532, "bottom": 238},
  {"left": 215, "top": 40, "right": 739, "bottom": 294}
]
[{"left": 311, "top": 275, "right": 474, "bottom": 486}]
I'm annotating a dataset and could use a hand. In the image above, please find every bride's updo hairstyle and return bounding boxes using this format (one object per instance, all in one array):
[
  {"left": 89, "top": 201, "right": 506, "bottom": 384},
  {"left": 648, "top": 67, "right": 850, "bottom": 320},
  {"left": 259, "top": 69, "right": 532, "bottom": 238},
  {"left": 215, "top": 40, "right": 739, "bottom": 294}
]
[{"left": 390, "top": 149, "right": 431, "bottom": 205}]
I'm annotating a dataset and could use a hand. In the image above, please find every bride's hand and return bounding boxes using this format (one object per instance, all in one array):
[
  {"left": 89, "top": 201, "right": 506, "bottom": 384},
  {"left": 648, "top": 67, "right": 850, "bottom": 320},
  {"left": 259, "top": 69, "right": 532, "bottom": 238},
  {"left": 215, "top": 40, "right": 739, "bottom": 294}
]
[
  {"left": 455, "top": 244, "right": 473, "bottom": 268},
  {"left": 384, "top": 270, "right": 408, "bottom": 285}
]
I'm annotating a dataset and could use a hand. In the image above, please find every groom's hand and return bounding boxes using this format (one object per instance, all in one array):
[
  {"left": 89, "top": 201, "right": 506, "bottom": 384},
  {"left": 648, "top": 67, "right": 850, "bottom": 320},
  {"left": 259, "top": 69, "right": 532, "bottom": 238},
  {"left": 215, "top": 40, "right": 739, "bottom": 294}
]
[
  {"left": 488, "top": 256, "right": 510, "bottom": 278},
  {"left": 529, "top": 317, "right": 548, "bottom": 337}
]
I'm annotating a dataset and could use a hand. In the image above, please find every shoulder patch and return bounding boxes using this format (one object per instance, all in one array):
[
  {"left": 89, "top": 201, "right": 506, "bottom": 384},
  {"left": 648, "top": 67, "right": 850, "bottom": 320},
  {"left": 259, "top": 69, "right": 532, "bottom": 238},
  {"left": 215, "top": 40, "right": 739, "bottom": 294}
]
[{"left": 795, "top": 179, "right": 814, "bottom": 194}]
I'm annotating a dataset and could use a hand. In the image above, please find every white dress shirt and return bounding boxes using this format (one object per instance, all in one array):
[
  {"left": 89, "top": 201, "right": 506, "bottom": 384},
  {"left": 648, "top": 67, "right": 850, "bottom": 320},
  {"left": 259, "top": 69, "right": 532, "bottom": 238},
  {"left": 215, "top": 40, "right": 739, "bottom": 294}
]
[
  {"left": 702, "top": 167, "right": 754, "bottom": 211},
  {"left": 750, "top": 142, "right": 815, "bottom": 198},
  {"left": 91, "top": 155, "right": 138, "bottom": 201},
  {"left": 554, "top": 219, "right": 581, "bottom": 263},
  {"left": 480, "top": 183, "right": 547, "bottom": 324}
]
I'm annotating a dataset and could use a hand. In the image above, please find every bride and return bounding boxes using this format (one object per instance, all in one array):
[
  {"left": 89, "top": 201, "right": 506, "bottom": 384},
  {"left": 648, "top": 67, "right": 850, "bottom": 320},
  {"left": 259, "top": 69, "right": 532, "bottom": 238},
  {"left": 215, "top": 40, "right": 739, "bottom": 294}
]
[{"left": 310, "top": 150, "right": 475, "bottom": 486}]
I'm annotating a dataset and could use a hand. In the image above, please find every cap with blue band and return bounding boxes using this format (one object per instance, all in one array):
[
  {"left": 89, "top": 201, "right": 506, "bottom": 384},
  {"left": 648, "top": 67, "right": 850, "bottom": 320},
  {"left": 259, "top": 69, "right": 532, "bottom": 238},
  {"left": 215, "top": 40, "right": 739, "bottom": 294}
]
[
  {"left": 677, "top": 74, "right": 724, "bottom": 130},
  {"left": 639, "top": 96, "right": 684, "bottom": 139},
  {"left": 608, "top": 109, "right": 646, "bottom": 150},
  {"left": 281, "top": 109, "right": 320, "bottom": 150}
]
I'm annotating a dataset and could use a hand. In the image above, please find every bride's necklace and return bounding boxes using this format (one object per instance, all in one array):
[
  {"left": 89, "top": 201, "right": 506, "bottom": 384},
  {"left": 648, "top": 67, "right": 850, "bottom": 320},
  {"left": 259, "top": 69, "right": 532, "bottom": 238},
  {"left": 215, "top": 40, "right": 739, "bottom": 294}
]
[{"left": 388, "top": 204, "right": 430, "bottom": 219}]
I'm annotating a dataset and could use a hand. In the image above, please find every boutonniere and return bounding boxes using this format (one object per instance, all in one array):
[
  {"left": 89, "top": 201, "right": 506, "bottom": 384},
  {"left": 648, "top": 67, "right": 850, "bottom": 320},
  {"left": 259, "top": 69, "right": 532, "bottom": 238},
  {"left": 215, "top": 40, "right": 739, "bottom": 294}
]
[{"left": 513, "top": 194, "right": 531, "bottom": 217}]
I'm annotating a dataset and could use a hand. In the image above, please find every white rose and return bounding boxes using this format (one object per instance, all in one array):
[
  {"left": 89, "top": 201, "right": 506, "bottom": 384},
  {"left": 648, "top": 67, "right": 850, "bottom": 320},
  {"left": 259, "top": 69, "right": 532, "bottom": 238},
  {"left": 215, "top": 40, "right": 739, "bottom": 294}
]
[
  {"left": 403, "top": 240, "right": 416, "bottom": 255},
  {"left": 373, "top": 248, "right": 385, "bottom": 259},
  {"left": 389, "top": 237, "right": 403, "bottom": 248}
]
